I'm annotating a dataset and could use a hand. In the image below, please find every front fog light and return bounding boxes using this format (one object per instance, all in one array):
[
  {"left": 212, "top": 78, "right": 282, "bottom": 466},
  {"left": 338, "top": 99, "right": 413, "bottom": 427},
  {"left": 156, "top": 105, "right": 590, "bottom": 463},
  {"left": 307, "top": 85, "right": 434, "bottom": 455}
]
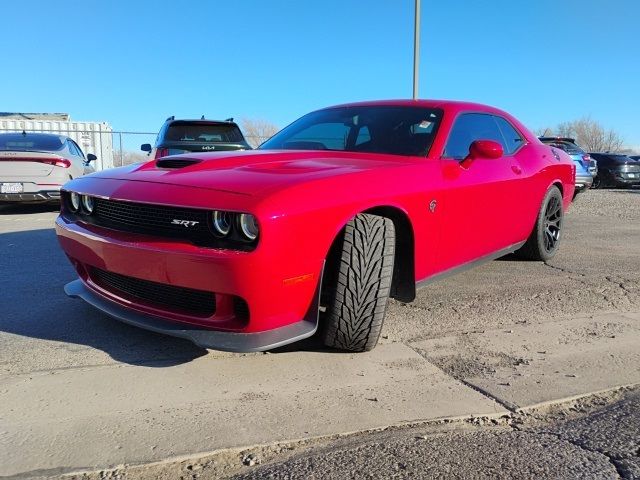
[
  {"left": 238, "top": 214, "right": 259, "bottom": 241},
  {"left": 69, "top": 192, "right": 80, "bottom": 212},
  {"left": 81, "top": 195, "right": 95, "bottom": 214},
  {"left": 212, "top": 210, "right": 232, "bottom": 236}
]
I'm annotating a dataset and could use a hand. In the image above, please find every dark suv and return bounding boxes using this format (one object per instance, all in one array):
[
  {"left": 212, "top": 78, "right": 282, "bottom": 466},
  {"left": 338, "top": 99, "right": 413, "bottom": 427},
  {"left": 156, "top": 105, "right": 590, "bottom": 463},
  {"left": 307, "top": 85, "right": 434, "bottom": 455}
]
[
  {"left": 539, "top": 137, "right": 595, "bottom": 195},
  {"left": 141, "top": 117, "right": 251, "bottom": 159},
  {"left": 589, "top": 153, "right": 640, "bottom": 188}
]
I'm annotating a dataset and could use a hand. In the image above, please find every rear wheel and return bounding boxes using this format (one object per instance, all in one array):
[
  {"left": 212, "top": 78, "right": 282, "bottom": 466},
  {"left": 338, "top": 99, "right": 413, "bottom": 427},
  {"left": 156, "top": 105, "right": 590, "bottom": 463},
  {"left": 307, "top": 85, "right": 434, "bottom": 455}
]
[
  {"left": 321, "top": 213, "right": 395, "bottom": 352},
  {"left": 515, "top": 186, "right": 564, "bottom": 261}
]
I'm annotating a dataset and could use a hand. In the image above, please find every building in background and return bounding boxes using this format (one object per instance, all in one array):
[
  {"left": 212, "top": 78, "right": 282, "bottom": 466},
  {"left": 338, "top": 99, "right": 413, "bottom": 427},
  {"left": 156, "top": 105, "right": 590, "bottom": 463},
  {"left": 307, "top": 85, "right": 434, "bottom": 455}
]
[{"left": 0, "top": 112, "right": 114, "bottom": 171}]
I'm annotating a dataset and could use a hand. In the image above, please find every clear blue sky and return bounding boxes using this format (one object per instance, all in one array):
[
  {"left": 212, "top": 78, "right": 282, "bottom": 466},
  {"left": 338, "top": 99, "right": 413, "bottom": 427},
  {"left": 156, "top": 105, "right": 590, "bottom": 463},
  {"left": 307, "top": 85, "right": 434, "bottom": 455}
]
[{"left": 2, "top": 0, "right": 638, "bottom": 146}]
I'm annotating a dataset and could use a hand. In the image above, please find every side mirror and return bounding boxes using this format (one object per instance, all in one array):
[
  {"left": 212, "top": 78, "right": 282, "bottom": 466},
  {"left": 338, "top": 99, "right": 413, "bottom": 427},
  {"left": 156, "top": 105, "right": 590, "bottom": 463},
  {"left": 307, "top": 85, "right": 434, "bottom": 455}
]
[
  {"left": 86, "top": 153, "right": 97, "bottom": 162},
  {"left": 461, "top": 140, "right": 503, "bottom": 168},
  {"left": 141, "top": 144, "right": 152, "bottom": 152}
]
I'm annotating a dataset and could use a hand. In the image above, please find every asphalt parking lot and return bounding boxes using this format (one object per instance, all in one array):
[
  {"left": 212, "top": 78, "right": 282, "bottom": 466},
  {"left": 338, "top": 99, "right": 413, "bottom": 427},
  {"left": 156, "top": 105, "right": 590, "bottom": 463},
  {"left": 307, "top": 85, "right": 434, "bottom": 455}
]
[{"left": 1, "top": 189, "right": 639, "bottom": 479}]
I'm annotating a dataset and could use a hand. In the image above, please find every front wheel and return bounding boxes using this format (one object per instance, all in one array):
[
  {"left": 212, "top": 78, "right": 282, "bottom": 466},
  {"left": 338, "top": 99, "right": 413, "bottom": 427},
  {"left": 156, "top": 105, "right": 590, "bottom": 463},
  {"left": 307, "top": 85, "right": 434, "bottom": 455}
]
[
  {"left": 321, "top": 213, "right": 395, "bottom": 352},
  {"left": 515, "top": 186, "right": 564, "bottom": 261}
]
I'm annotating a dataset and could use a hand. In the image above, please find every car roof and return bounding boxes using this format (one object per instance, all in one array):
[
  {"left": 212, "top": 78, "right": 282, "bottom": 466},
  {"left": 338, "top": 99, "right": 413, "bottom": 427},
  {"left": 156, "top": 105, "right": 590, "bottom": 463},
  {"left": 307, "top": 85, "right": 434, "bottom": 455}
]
[
  {"left": 320, "top": 99, "right": 513, "bottom": 116},
  {"left": 0, "top": 131, "right": 69, "bottom": 142},
  {"left": 165, "top": 119, "right": 240, "bottom": 127}
]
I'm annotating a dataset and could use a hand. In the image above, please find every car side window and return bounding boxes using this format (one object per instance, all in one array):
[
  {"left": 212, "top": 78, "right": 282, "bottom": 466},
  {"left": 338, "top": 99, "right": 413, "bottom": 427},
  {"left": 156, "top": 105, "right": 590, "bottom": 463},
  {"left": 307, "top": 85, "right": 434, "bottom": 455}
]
[
  {"left": 67, "top": 140, "right": 78, "bottom": 156},
  {"left": 76, "top": 141, "right": 86, "bottom": 158},
  {"left": 494, "top": 116, "right": 524, "bottom": 154},
  {"left": 68, "top": 140, "right": 84, "bottom": 158},
  {"left": 444, "top": 113, "right": 505, "bottom": 159}
]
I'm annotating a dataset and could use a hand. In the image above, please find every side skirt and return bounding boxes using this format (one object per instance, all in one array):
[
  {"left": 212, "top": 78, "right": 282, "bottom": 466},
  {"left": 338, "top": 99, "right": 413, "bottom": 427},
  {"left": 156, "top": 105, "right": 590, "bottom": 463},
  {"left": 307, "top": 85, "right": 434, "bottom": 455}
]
[{"left": 415, "top": 241, "right": 526, "bottom": 290}]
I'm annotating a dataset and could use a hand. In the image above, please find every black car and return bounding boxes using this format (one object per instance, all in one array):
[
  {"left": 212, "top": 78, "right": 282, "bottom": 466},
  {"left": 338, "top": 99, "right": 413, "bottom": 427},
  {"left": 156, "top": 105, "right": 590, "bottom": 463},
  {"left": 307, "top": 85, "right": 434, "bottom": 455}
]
[
  {"left": 589, "top": 153, "right": 640, "bottom": 188},
  {"left": 141, "top": 117, "right": 251, "bottom": 159}
]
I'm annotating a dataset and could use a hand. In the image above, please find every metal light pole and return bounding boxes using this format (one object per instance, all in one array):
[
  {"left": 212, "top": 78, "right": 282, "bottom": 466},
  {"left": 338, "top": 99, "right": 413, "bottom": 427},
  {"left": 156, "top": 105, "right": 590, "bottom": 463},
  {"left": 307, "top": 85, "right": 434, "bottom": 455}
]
[{"left": 413, "top": 0, "right": 421, "bottom": 99}]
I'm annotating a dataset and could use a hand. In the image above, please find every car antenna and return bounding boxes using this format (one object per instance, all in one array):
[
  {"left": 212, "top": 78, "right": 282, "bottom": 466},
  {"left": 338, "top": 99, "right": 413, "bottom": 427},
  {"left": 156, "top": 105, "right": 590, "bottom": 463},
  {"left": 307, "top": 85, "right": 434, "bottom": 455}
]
[
  {"left": 225, "top": 117, "right": 233, "bottom": 122},
  {"left": 22, "top": 130, "right": 27, "bottom": 136},
  {"left": 201, "top": 115, "right": 205, "bottom": 120}
]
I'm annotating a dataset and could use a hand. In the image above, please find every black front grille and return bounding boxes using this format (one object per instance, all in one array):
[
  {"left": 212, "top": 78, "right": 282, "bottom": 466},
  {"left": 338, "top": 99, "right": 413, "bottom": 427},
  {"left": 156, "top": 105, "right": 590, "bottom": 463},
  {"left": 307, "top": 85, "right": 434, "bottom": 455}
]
[
  {"left": 62, "top": 193, "right": 257, "bottom": 251},
  {"left": 91, "top": 267, "right": 216, "bottom": 317},
  {"left": 90, "top": 198, "right": 214, "bottom": 246}
]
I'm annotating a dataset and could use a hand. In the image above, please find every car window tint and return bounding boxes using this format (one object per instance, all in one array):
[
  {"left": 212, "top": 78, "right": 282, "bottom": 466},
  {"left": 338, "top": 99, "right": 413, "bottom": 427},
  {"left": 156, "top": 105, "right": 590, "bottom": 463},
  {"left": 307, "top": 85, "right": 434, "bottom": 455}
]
[
  {"left": 541, "top": 140, "right": 583, "bottom": 155},
  {"left": 0, "top": 134, "right": 64, "bottom": 151},
  {"left": 71, "top": 140, "right": 85, "bottom": 158},
  {"left": 444, "top": 113, "right": 504, "bottom": 159},
  {"left": 494, "top": 116, "right": 524, "bottom": 154},
  {"left": 285, "top": 122, "right": 350, "bottom": 150},
  {"left": 164, "top": 123, "right": 244, "bottom": 143},
  {"left": 67, "top": 140, "right": 78, "bottom": 156},
  {"left": 355, "top": 126, "right": 371, "bottom": 146},
  {"left": 261, "top": 106, "right": 443, "bottom": 156}
]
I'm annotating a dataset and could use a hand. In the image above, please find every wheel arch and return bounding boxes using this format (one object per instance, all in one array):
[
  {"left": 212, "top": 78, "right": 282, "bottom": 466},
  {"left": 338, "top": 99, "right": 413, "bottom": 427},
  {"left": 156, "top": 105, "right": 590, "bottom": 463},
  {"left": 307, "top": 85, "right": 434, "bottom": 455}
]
[{"left": 322, "top": 204, "right": 416, "bottom": 304}]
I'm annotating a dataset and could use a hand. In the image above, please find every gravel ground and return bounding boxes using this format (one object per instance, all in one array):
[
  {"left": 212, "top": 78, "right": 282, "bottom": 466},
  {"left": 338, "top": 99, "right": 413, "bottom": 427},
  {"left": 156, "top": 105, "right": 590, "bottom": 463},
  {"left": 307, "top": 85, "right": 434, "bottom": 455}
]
[{"left": 381, "top": 189, "right": 640, "bottom": 344}]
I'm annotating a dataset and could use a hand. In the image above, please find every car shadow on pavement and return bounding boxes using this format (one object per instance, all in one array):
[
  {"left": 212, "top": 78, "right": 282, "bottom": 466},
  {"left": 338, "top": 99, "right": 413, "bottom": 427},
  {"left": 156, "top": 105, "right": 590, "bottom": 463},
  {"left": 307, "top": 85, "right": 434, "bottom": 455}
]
[
  {"left": 0, "top": 228, "right": 207, "bottom": 368},
  {"left": 0, "top": 203, "right": 61, "bottom": 215}
]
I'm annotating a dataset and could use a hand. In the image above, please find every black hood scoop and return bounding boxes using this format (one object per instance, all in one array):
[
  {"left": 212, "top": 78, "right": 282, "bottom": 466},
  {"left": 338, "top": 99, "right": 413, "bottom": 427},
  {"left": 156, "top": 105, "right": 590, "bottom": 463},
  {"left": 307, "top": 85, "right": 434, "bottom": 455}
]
[{"left": 156, "top": 158, "right": 202, "bottom": 169}]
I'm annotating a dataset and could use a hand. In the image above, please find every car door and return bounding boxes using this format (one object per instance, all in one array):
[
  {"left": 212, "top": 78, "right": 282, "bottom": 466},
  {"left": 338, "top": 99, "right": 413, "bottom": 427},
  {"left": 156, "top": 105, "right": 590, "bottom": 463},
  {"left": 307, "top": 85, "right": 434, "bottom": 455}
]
[{"left": 437, "top": 113, "right": 526, "bottom": 272}]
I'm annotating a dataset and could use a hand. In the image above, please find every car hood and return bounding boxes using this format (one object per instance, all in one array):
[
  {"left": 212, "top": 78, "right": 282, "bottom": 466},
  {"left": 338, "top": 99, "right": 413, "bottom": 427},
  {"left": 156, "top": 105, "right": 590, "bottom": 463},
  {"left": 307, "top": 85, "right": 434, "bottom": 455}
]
[{"left": 92, "top": 150, "right": 415, "bottom": 196}]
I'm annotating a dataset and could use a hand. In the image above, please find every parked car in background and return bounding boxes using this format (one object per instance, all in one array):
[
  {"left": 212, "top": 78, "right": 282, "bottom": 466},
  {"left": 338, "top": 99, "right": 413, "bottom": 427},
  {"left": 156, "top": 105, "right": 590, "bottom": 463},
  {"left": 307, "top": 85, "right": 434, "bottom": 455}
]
[
  {"left": 0, "top": 132, "right": 97, "bottom": 204},
  {"left": 141, "top": 117, "right": 251, "bottom": 160},
  {"left": 57, "top": 100, "right": 575, "bottom": 353},
  {"left": 589, "top": 153, "right": 640, "bottom": 188},
  {"left": 539, "top": 137, "right": 594, "bottom": 195}
]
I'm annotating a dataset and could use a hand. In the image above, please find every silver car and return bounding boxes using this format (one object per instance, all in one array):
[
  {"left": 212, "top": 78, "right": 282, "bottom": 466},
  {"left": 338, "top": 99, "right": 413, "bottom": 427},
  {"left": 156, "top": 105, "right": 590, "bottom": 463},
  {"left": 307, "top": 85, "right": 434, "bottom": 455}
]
[{"left": 0, "top": 132, "right": 97, "bottom": 204}]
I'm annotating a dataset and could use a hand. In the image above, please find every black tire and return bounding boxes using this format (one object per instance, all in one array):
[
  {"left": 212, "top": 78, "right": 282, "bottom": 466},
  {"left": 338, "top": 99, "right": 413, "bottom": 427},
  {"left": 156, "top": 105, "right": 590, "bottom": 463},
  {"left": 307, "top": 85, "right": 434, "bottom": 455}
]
[
  {"left": 515, "top": 186, "right": 564, "bottom": 261},
  {"left": 321, "top": 213, "right": 395, "bottom": 352}
]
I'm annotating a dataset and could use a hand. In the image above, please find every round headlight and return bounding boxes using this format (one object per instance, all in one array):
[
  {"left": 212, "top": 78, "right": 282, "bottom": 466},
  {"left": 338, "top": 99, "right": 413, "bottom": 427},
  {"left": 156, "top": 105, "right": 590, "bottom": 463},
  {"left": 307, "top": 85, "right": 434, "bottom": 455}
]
[
  {"left": 81, "top": 195, "right": 94, "bottom": 214},
  {"left": 212, "top": 210, "right": 232, "bottom": 236},
  {"left": 69, "top": 192, "right": 80, "bottom": 212},
  {"left": 238, "top": 214, "right": 259, "bottom": 241}
]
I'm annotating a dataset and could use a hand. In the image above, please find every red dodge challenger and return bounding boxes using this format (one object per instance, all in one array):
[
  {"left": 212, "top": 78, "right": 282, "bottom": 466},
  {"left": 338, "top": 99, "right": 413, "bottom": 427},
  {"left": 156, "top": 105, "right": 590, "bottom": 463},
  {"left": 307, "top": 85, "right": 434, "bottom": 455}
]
[{"left": 56, "top": 100, "right": 575, "bottom": 352}]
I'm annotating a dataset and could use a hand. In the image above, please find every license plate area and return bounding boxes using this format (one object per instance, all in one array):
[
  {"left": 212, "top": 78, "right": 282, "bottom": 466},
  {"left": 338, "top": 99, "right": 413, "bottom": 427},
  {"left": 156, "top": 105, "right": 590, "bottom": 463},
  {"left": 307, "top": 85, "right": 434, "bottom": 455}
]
[{"left": 1, "top": 183, "right": 23, "bottom": 193}]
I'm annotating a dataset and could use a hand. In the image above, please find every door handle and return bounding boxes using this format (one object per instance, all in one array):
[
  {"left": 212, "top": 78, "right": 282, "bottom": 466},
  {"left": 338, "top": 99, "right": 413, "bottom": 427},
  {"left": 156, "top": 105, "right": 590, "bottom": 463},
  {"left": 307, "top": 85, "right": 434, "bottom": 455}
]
[{"left": 511, "top": 165, "right": 522, "bottom": 175}]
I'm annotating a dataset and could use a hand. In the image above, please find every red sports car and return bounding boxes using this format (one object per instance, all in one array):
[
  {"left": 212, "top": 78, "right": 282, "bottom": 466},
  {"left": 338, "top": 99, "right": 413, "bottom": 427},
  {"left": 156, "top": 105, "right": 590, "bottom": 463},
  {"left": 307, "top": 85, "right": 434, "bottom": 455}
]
[{"left": 56, "top": 100, "right": 575, "bottom": 352}]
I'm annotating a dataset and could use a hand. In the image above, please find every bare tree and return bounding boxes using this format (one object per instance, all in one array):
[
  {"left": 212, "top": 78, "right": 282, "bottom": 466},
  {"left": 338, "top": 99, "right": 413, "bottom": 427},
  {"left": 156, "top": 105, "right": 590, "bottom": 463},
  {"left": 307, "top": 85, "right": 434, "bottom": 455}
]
[
  {"left": 240, "top": 118, "right": 279, "bottom": 148},
  {"left": 547, "top": 117, "right": 624, "bottom": 152},
  {"left": 113, "top": 151, "right": 150, "bottom": 167},
  {"left": 534, "top": 126, "right": 554, "bottom": 137}
]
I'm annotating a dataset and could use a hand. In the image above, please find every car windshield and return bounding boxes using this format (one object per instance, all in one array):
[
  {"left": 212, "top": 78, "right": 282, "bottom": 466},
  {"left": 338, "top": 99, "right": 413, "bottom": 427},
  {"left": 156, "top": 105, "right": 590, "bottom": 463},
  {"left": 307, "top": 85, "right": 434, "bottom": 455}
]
[
  {"left": 260, "top": 106, "right": 443, "bottom": 156},
  {"left": 164, "top": 122, "right": 244, "bottom": 143},
  {"left": 0, "top": 133, "right": 64, "bottom": 151}
]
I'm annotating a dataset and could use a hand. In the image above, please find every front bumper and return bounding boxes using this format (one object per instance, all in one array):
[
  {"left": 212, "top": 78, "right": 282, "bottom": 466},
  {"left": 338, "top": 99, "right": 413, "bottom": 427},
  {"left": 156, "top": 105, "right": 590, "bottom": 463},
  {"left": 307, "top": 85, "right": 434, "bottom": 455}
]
[
  {"left": 56, "top": 214, "right": 325, "bottom": 351},
  {"left": 65, "top": 279, "right": 319, "bottom": 351}
]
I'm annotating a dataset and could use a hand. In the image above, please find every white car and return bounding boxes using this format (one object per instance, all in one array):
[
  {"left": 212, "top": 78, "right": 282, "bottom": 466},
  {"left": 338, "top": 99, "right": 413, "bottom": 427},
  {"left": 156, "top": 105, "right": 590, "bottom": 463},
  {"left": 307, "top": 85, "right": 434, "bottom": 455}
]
[{"left": 0, "top": 132, "right": 97, "bottom": 204}]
